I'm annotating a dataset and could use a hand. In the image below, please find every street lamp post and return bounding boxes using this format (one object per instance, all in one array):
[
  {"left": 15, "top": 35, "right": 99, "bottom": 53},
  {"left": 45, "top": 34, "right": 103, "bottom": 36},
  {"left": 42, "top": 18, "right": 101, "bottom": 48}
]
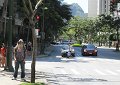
[
  {"left": 39, "top": 6, "right": 48, "bottom": 54},
  {"left": 41, "top": 7, "right": 47, "bottom": 40}
]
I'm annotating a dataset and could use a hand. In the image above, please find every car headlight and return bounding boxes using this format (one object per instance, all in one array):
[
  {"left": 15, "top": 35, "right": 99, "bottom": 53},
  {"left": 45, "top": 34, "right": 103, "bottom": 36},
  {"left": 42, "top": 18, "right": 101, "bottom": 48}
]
[{"left": 94, "top": 49, "right": 97, "bottom": 52}]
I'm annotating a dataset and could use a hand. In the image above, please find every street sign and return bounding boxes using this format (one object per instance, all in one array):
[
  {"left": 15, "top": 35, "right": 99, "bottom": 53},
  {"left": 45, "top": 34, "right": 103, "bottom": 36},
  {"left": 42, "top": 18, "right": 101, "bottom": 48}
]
[{"left": 35, "top": 29, "right": 39, "bottom": 36}]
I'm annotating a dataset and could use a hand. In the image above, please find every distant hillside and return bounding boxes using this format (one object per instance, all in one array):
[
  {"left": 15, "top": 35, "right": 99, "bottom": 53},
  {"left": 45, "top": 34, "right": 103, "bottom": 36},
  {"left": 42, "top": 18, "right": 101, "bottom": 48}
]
[{"left": 70, "top": 3, "right": 86, "bottom": 17}]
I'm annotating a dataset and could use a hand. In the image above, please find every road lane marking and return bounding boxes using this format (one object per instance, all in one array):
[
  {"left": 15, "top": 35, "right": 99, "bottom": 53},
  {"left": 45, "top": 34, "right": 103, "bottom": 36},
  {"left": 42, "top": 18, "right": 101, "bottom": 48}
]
[
  {"left": 105, "top": 70, "right": 118, "bottom": 75},
  {"left": 94, "top": 69, "right": 106, "bottom": 75},
  {"left": 71, "top": 69, "right": 80, "bottom": 75},
  {"left": 56, "top": 56, "right": 61, "bottom": 58}
]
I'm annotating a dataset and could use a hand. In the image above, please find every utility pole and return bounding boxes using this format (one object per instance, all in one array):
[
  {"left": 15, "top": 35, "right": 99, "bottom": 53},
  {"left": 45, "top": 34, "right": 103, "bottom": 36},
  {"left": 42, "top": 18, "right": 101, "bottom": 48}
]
[{"left": 5, "top": 0, "right": 14, "bottom": 72}]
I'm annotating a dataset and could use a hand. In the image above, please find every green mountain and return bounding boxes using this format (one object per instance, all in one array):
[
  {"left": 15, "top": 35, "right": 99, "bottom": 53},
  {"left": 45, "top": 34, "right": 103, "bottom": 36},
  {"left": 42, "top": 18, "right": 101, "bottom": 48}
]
[{"left": 70, "top": 3, "right": 86, "bottom": 17}]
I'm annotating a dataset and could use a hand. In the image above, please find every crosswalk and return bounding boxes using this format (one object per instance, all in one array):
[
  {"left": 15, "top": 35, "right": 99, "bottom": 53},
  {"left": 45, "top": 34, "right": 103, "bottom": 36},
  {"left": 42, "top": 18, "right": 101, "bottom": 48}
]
[{"left": 53, "top": 68, "right": 120, "bottom": 76}]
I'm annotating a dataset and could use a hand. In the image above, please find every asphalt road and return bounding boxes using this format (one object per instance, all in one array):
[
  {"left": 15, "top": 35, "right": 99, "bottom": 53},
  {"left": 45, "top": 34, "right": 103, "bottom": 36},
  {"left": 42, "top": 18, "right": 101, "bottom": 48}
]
[{"left": 25, "top": 44, "right": 120, "bottom": 85}]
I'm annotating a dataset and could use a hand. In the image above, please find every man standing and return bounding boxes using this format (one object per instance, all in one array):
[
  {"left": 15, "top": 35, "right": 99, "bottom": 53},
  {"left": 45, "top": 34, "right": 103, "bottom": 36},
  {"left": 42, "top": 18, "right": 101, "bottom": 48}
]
[{"left": 12, "top": 39, "right": 26, "bottom": 81}]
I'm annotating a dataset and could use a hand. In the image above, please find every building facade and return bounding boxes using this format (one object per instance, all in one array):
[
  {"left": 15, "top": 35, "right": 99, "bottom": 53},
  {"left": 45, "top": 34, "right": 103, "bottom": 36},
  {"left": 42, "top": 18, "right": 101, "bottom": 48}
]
[
  {"left": 88, "top": 0, "right": 98, "bottom": 17},
  {"left": 88, "top": 0, "right": 111, "bottom": 17}
]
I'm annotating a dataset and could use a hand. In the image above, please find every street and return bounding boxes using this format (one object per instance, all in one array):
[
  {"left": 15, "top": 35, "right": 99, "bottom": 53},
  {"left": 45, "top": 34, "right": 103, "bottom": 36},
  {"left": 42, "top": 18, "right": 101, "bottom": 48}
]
[
  {"left": 1, "top": 0, "right": 120, "bottom": 85},
  {"left": 25, "top": 45, "right": 120, "bottom": 85}
]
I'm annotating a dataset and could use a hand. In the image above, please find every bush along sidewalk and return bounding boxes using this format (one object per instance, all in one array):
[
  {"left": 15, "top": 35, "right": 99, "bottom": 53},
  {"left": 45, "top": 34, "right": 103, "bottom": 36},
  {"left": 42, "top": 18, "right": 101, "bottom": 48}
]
[{"left": 20, "top": 82, "right": 45, "bottom": 85}]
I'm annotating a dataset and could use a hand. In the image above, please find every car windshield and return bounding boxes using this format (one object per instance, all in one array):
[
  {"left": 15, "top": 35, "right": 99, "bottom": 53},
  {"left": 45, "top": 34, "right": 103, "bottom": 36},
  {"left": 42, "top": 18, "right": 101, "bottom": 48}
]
[
  {"left": 62, "top": 46, "right": 73, "bottom": 50},
  {"left": 87, "top": 44, "right": 95, "bottom": 49}
]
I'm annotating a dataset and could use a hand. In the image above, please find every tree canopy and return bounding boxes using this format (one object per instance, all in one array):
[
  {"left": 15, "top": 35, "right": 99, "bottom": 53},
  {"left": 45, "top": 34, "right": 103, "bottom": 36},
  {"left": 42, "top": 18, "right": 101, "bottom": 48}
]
[{"left": 16, "top": 0, "right": 72, "bottom": 42}]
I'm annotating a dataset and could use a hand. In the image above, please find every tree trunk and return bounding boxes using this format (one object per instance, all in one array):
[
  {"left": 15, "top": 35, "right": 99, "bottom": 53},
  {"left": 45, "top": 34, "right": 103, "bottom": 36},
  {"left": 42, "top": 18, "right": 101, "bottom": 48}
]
[
  {"left": 116, "top": 28, "right": 119, "bottom": 51},
  {"left": 30, "top": 21, "right": 37, "bottom": 83}
]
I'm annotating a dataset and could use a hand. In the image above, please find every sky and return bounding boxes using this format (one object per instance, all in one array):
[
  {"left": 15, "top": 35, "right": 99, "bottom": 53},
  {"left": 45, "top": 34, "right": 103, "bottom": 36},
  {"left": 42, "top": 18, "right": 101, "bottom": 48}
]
[{"left": 63, "top": 0, "right": 88, "bottom": 13}]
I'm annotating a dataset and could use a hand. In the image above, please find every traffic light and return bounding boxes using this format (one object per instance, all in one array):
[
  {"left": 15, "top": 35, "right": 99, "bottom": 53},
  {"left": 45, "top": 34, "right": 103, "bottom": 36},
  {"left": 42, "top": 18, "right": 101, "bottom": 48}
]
[
  {"left": 36, "top": 15, "right": 40, "bottom": 21},
  {"left": 35, "top": 21, "right": 40, "bottom": 29},
  {"left": 35, "top": 15, "right": 40, "bottom": 28},
  {"left": 35, "top": 15, "right": 41, "bottom": 35}
]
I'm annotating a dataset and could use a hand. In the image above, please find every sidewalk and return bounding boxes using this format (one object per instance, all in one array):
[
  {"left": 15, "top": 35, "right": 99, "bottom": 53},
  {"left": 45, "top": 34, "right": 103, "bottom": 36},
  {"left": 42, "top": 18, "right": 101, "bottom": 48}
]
[
  {"left": 0, "top": 67, "right": 48, "bottom": 85},
  {"left": 97, "top": 46, "right": 116, "bottom": 50},
  {"left": 0, "top": 68, "right": 21, "bottom": 85},
  {"left": 0, "top": 45, "right": 53, "bottom": 85}
]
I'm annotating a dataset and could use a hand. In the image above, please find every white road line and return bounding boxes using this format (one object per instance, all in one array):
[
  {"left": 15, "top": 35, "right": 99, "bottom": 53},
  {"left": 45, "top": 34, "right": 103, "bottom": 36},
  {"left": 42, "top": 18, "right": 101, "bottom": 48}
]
[
  {"left": 105, "top": 70, "right": 118, "bottom": 75},
  {"left": 60, "top": 69, "right": 67, "bottom": 74},
  {"left": 56, "top": 56, "right": 61, "bottom": 58},
  {"left": 94, "top": 69, "right": 107, "bottom": 75},
  {"left": 71, "top": 69, "right": 80, "bottom": 75}
]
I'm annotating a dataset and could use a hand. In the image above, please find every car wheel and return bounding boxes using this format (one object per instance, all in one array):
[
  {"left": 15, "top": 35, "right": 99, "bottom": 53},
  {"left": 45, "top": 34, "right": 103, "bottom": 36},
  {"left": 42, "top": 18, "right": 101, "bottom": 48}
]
[
  {"left": 82, "top": 53, "right": 85, "bottom": 56},
  {"left": 72, "top": 53, "right": 75, "bottom": 57},
  {"left": 94, "top": 53, "right": 97, "bottom": 56},
  {"left": 61, "top": 53, "right": 65, "bottom": 57}
]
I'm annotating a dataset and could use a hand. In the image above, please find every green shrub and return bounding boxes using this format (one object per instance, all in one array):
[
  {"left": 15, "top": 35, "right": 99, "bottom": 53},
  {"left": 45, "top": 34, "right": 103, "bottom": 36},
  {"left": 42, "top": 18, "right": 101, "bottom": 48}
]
[
  {"left": 72, "top": 43, "right": 81, "bottom": 47},
  {"left": 20, "top": 82, "right": 45, "bottom": 85}
]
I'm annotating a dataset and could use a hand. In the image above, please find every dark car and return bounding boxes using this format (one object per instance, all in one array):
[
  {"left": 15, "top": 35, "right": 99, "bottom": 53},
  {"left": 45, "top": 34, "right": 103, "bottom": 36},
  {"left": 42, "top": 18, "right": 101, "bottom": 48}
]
[
  {"left": 81, "top": 44, "right": 97, "bottom": 56},
  {"left": 61, "top": 45, "right": 75, "bottom": 58},
  {"left": 51, "top": 41, "right": 60, "bottom": 45}
]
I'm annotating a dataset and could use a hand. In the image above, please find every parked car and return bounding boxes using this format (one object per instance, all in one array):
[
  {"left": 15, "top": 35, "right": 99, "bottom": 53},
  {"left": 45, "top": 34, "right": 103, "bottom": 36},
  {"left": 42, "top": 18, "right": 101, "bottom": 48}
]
[
  {"left": 81, "top": 44, "right": 98, "bottom": 56},
  {"left": 61, "top": 45, "right": 75, "bottom": 58}
]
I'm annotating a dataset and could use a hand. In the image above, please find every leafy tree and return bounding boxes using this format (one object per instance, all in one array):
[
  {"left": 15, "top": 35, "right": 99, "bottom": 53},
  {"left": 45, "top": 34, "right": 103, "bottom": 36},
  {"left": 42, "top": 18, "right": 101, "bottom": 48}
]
[
  {"left": 63, "top": 17, "right": 98, "bottom": 43},
  {"left": 109, "top": 33, "right": 117, "bottom": 41},
  {"left": 42, "top": 0, "right": 72, "bottom": 41}
]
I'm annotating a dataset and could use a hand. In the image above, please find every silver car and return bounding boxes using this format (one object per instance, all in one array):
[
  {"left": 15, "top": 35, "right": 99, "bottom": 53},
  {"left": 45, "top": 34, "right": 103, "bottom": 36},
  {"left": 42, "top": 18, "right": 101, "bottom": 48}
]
[{"left": 61, "top": 45, "right": 75, "bottom": 57}]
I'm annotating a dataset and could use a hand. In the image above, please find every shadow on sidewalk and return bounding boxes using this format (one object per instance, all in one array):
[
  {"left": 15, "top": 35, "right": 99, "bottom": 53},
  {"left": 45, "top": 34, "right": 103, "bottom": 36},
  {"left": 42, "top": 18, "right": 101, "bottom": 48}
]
[{"left": 0, "top": 68, "right": 47, "bottom": 84}]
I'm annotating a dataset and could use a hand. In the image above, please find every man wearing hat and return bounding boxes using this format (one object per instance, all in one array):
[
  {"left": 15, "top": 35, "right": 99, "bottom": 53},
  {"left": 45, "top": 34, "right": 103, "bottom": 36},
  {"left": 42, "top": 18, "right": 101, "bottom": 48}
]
[{"left": 12, "top": 39, "right": 26, "bottom": 81}]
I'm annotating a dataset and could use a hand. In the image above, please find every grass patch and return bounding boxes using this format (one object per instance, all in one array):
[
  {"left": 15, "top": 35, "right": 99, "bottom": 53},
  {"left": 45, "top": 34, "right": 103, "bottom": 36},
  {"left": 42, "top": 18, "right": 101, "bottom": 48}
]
[
  {"left": 71, "top": 43, "right": 81, "bottom": 47},
  {"left": 20, "top": 82, "right": 45, "bottom": 85}
]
